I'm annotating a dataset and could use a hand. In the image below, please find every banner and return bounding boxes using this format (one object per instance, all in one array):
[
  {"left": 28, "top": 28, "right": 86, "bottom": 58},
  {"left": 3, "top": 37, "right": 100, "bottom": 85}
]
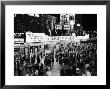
[
  {"left": 59, "top": 36, "right": 70, "bottom": 41},
  {"left": 14, "top": 38, "right": 24, "bottom": 44},
  {"left": 56, "top": 25, "right": 62, "bottom": 30},
  {"left": 64, "top": 25, "right": 70, "bottom": 30},
  {"left": 26, "top": 32, "right": 45, "bottom": 43},
  {"left": 26, "top": 32, "right": 89, "bottom": 43}
]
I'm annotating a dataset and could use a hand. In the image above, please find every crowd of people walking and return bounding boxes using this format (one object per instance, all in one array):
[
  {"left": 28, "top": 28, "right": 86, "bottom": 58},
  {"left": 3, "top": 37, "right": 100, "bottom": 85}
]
[{"left": 14, "top": 40, "right": 97, "bottom": 76}]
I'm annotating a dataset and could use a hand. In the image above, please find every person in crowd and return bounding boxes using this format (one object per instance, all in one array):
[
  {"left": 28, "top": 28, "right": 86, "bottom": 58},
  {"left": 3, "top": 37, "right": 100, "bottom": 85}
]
[
  {"left": 38, "top": 62, "right": 43, "bottom": 76},
  {"left": 14, "top": 39, "right": 97, "bottom": 76},
  {"left": 46, "top": 66, "right": 51, "bottom": 76},
  {"left": 86, "top": 67, "right": 91, "bottom": 76}
]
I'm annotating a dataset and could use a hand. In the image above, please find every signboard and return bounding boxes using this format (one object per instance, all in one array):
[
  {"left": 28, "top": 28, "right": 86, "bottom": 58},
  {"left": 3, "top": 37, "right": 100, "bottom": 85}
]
[
  {"left": 26, "top": 32, "right": 45, "bottom": 43},
  {"left": 48, "top": 36, "right": 59, "bottom": 41},
  {"left": 47, "top": 36, "right": 70, "bottom": 41},
  {"left": 59, "top": 36, "right": 70, "bottom": 41},
  {"left": 56, "top": 25, "right": 62, "bottom": 30},
  {"left": 25, "top": 32, "right": 89, "bottom": 43},
  {"left": 74, "top": 34, "right": 89, "bottom": 42},
  {"left": 14, "top": 38, "right": 24, "bottom": 44},
  {"left": 64, "top": 25, "right": 70, "bottom": 30},
  {"left": 77, "top": 23, "right": 81, "bottom": 26}
]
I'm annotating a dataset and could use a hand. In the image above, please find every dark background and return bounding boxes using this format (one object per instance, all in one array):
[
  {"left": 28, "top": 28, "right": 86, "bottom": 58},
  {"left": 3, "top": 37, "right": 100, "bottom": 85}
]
[
  {"left": 75, "top": 14, "right": 97, "bottom": 32},
  {"left": 14, "top": 14, "right": 97, "bottom": 34}
]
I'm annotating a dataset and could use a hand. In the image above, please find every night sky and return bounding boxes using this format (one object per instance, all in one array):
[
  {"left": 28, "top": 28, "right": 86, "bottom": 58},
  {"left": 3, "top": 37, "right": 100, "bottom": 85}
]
[{"left": 75, "top": 14, "right": 97, "bottom": 31}]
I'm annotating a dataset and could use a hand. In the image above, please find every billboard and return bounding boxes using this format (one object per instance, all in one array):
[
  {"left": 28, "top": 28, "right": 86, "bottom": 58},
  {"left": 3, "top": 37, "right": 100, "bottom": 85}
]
[
  {"left": 56, "top": 25, "right": 62, "bottom": 30},
  {"left": 14, "top": 38, "right": 24, "bottom": 44},
  {"left": 64, "top": 25, "right": 70, "bottom": 30},
  {"left": 26, "top": 32, "right": 45, "bottom": 43}
]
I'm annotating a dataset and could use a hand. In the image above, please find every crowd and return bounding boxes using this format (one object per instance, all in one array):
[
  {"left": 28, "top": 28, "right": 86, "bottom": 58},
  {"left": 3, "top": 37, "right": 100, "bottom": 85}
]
[
  {"left": 58, "top": 41, "right": 97, "bottom": 76},
  {"left": 14, "top": 40, "right": 97, "bottom": 76}
]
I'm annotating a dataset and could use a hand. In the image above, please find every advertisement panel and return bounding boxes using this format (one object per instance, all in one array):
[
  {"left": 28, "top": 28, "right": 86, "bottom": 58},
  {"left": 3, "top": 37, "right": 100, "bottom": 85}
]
[{"left": 26, "top": 32, "right": 45, "bottom": 43}]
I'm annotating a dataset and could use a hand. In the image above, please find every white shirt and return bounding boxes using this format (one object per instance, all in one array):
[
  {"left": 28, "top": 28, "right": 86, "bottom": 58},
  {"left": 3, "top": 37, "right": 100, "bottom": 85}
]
[
  {"left": 41, "top": 58, "right": 44, "bottom": 65},
  {"left": 86, "top": 71, "right": 91, "bottom": 76},
  {"left": 82, "top": 74, "right": 86, "bottom": 76},
  {"left": 46, "top": 71, "right": 51, "bottom": 76}
]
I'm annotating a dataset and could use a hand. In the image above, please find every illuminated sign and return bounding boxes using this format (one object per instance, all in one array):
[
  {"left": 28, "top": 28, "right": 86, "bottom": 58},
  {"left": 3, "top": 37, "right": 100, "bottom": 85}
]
[
  {"left": 64, "top": 25, "right": 70, "bottom": 30},
  {"left": 59, "top": 36, "right": 70, "bottom": 41},
  {"left": 56, "top": 25, "right": 62, "bottom": 29},
  {"left": 25, "top": 32, "right": 89, "bottom": 43},
  {"left": 48, "top": 36, "right": 59, "bottom": 41},
  {"left": 26, "top": 32, "right": 45, "bottom": 43},
  {"left": 77, "top": 24, "right": 81, "bottom": 26},
  {"left": 14, "top": 38, "right": 24, "bottom": 44}
]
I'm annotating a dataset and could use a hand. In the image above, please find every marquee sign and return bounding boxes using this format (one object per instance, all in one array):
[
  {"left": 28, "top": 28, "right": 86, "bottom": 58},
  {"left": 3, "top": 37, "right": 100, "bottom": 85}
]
[
  {"left": 14, "top": 38, "right": 24, "bottom": 44},
  {"left": 56, "top": 25, "right": 62, "bottom": 30},
  {"left": 26, "top": 32, "right": 89, "bottom": 43},
  {"left": 26, "top": 32, "right": 45, "bottom": 43}
]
